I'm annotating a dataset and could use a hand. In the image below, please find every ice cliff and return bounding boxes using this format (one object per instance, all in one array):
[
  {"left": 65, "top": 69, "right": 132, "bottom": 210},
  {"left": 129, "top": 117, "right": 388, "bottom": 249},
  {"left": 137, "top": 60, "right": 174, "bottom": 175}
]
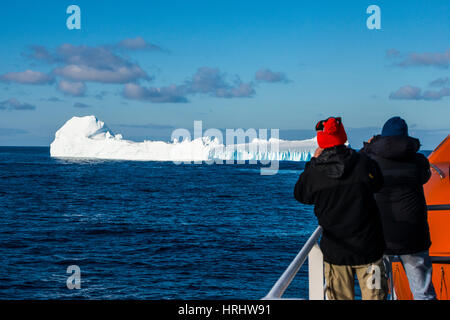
[{"left": 50, "top": 116, "right": 318, "bottom": 162}]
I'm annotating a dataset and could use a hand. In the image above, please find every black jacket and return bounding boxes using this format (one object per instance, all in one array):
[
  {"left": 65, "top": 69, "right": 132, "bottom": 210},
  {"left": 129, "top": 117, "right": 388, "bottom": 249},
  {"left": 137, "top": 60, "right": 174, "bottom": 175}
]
[
  {"left": 360, "top": 135, "right": 432, "bottom": 255},
  {"left": 294, "top": 145, "right": 386, "bottom": 265}
]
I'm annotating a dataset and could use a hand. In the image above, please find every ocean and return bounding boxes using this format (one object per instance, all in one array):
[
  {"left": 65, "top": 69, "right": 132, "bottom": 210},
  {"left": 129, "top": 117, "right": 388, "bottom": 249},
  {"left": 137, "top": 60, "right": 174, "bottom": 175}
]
[{"left": 0, "top": 147, "right": 317, "bottom": 299}]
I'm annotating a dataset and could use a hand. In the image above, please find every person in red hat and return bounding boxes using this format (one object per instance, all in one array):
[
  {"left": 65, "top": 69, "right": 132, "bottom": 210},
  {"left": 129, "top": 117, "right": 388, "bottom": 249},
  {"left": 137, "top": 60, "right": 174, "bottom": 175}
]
[{"left": 294, "top": 117, "right": 388, "bottom": 300}]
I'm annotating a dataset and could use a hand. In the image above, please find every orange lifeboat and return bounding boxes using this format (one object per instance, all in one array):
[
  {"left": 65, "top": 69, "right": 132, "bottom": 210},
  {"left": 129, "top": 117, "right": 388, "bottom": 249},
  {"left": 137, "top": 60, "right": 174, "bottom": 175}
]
[{"left": 392, "top": 135, "right": 450, "bottom": 300}]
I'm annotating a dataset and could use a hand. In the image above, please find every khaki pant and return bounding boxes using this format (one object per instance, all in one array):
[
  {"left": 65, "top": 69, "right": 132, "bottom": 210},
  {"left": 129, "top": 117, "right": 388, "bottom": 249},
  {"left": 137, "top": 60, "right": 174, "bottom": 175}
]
[{"left": 324, "top": 259, "right": 388, "bottom": 300}]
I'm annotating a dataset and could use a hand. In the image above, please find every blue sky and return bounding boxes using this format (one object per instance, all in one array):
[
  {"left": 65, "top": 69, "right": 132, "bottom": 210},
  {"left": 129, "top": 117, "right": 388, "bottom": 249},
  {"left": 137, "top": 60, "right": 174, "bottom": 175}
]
[{"left": 0, "top": 0, "right": 449, "bottom": 148}]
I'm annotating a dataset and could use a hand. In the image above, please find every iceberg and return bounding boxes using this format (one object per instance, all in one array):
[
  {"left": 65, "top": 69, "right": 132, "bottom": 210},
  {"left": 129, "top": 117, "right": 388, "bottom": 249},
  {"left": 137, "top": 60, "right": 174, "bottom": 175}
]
[{"left": 50, "top": 116, "right": 318, "bottom": 162}]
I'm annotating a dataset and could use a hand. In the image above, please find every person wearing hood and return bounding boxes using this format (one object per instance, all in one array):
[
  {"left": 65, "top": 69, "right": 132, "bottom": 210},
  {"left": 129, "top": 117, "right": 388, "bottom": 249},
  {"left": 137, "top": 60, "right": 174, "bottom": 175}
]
[
  {"left": 360, "top": 116, "right": 436, "bottom": 300},
  {"left": 294, "top": 117, "right": 388, "bottom": 300}
]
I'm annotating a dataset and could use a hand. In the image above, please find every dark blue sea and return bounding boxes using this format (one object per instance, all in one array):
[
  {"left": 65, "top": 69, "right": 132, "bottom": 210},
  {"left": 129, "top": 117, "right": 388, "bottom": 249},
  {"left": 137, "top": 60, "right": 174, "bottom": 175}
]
[{"left": 0, "top": 147, "right": 317, "bottom": 299}]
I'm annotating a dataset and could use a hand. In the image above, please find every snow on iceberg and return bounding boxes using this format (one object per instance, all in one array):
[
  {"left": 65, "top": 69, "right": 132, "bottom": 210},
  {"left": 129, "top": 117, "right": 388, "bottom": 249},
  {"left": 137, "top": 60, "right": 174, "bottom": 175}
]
[{"left": 50, "top": 116, "right": 318, "bottom": 162}]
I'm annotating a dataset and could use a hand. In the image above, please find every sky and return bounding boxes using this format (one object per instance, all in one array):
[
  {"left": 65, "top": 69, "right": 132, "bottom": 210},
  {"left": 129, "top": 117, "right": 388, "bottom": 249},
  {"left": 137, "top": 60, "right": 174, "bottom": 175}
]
[{"left": 0, "top": 0, "right": 449, "bottom": 148}]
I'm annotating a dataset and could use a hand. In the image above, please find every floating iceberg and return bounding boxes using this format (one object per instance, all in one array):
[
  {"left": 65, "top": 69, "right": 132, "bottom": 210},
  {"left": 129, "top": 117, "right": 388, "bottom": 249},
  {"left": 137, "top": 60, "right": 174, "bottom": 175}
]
[{"left": 50, "top": 116, "right": 318, "bottom": 162}]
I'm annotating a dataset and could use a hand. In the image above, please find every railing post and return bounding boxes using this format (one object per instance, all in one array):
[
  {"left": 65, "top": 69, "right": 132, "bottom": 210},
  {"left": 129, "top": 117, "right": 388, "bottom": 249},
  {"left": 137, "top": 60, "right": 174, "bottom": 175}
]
[
  {"left": 263, "top": 226, "right": 323, "bottom": 300},
  {"left": 308, "top": 243, "right": 324, "bottom": 300}
]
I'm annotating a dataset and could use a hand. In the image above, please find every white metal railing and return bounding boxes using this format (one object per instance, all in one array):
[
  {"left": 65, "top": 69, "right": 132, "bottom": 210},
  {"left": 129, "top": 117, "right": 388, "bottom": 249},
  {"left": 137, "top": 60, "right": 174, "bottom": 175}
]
[
  {"left": 264, "top": 222, "right": 450, "bottom": 300},
  {"left": 263, "top": 226, "right": 324, "bottom": 300}
]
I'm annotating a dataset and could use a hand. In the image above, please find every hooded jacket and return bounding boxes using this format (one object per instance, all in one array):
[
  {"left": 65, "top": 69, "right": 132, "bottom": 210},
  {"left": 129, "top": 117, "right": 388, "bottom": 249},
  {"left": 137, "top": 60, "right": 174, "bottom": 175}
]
[
  {"left": 294, "top": 145, "right": 386, "bottom": 265},
  {"left": 360, "top": 135, "right": 432, "bottom": 255}
]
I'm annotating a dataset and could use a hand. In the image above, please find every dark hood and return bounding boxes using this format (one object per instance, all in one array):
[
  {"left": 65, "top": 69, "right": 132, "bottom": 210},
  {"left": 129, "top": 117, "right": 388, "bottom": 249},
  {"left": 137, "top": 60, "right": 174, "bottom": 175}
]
[
  {"left": 363, "top": 135, "right": 420, "bottom": 160},
  {"left": 310, "top": 145, "right": 358, "bottom": 179}
]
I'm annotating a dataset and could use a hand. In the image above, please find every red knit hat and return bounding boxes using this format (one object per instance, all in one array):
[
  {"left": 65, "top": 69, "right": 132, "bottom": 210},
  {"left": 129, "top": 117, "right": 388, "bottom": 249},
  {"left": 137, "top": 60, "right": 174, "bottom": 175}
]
[{"left": 316, "top": 117, "right": 347, "bottom": 149}]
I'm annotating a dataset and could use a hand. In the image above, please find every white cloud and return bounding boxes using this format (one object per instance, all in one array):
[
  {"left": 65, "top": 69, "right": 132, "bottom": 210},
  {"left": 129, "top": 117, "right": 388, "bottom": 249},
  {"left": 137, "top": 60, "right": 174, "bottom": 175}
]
[
  {"left": 186, "top": 67, "right": 255, "bottom": 98},
  {"left": 388, "top": 49, "right": 450, "bottom": 69},
  {"left": 26, "top": 44, "right": 151, "bottom": 84},
  {"left": 116, "top": 37, "right": 162, "bottom": 51},
  {"left": 0, "top": 70, "right": 54, "bottom": 84},
  {"left": 0, "top": 98, "right": 36, "bottom": 110},
  {"left": 390, "top": 85, "right": 450, "bottom": 101},
  {"left": 255, "top": 68, "right": 290, "bottom": 83},
  {"left": 73, "top": 102, "right": 92, "bottom": 108},
  {"left": 57, "top": 80, "right": 86, "bottom": 96},
  {"left": 123, "top": 83, "right": 188, "bottom": 103}
]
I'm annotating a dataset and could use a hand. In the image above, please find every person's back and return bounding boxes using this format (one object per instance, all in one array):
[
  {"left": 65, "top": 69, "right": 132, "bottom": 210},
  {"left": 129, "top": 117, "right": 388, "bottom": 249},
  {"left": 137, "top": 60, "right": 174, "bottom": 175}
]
[
  {"left": 295, "top": 145, "right": 386, "bottom": 266},
  {"left": 360, "top": 116, "right": 436, "bottom": 300},
  {"left": 362, "top": 135, "right": 431, "bottom": 254},
  {"left": 294, "top": 117, "right": 388, "bottom": 300}
]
